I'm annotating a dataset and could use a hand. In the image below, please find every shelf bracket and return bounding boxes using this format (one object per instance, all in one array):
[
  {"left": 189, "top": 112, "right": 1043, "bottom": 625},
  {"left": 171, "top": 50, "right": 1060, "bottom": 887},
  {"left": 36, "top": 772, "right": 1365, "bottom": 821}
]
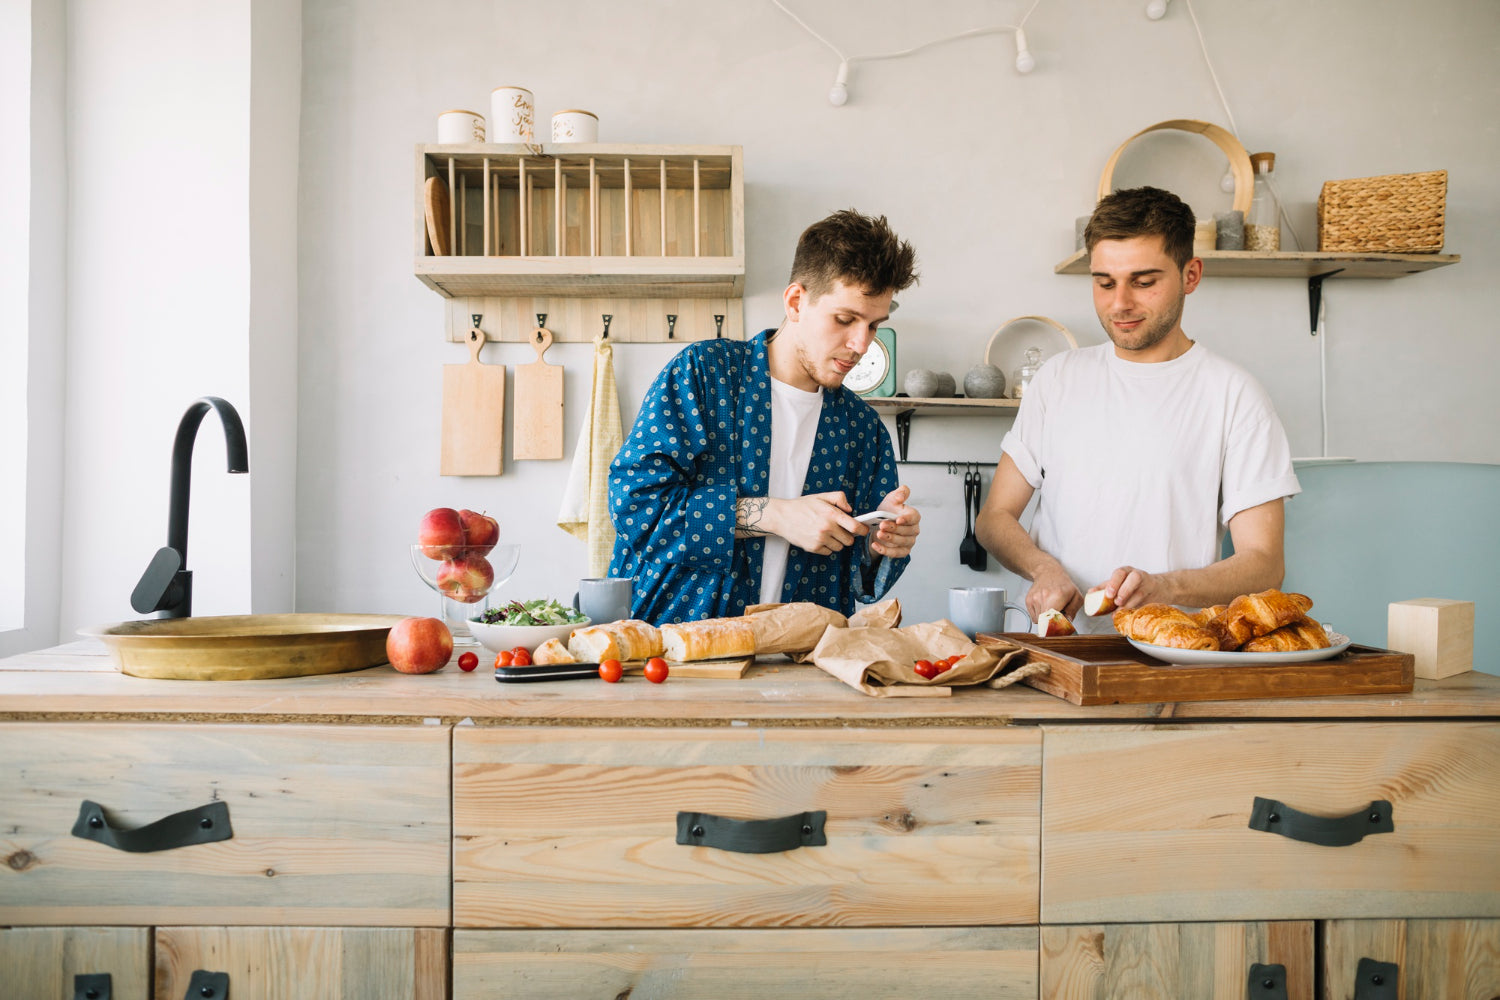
[
  {"left": 894, "top": 408, "right": 915, "bottom": 463},
  {"left": 1308, "top": 268, "right": 1345, "bottom": 334}
]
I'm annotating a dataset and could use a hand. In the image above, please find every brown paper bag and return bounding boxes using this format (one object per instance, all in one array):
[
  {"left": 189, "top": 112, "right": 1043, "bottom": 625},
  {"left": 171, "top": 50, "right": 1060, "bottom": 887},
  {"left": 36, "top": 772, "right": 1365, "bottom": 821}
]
[
  {"left": 809, "top": 618, "right": 1032, "bottom": 697},
  {"left": 849, "top": 598, "right": 902, "bottom": 629},
  {"left": 742, "top": 602, "right": 849, "bottom": 656}
]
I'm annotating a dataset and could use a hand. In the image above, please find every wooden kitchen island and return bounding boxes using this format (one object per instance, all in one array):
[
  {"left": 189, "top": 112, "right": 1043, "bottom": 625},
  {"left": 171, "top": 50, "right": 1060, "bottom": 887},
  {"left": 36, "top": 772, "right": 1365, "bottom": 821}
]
[{"left": 3, "top": 640, "right": 1498, "bottom": 999}]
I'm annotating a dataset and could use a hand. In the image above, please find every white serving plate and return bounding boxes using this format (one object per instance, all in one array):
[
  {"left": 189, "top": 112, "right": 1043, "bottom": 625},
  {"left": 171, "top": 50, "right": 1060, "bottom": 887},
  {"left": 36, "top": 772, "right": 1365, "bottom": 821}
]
[{"left": 1127, "top": 629, "right": 1352, "bottom": 666}]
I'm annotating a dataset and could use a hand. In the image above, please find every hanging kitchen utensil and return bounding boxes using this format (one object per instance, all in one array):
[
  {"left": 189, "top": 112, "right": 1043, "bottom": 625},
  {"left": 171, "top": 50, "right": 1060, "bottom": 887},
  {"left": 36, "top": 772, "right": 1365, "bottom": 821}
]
[
  {"left": 512, "top": 317, "right": 564, "bottom": 460},
  {"left": 440, "top": 316, "right": 505, "bottom": 476},
  {"left": 969, "top": 468, "right": 988, "bottom": 570},
  {"left": 959, "top": 469, "right": 984, "bottom": 568}
]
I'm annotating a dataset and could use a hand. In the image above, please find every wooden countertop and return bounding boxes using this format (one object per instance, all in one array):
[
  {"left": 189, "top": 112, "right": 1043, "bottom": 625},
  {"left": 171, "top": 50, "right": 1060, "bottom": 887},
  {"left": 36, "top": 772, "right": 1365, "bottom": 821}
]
[{"left": 2, "top": 639, "right": 1498, "bottom": 724}]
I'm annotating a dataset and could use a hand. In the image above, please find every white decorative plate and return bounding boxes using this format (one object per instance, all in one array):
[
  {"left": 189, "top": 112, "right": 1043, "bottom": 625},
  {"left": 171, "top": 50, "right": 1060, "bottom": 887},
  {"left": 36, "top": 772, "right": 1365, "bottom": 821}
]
[
  {"left": 984, "top": 315, "right": 1078, "bottom": 391},
  {"left": 1127, "top": 629, "right": 1352, "bottom": 666}
]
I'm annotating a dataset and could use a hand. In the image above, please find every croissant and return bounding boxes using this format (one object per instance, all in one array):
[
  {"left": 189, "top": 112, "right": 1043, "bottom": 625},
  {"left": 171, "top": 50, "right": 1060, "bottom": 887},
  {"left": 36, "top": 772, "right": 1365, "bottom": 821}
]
[
  {"left": 1240, "top": 615, "right": 1331, "bottom": 653},
  {"left": 1206, "top": 590, "right": 1313, "bottom": 650},
  {"left": 1121, "top": 603, "right": 1219, "bottom": 650},
  {"left": 1188, "top": 605, "right": 1227, "bottom": 627}
]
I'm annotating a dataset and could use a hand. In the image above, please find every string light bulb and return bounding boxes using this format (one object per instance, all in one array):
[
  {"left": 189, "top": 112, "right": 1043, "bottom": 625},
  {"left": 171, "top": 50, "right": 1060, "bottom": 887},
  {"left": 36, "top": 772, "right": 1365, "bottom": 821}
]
[
  {"left": 1013, "top": 28, "right": 1035, "bottom": 74},
  {"left": 1146, "top": 0, "right": 1170, "bottom": 19},
  {"left": 828, "top": 61, "right": 850, "bottom": 105}
]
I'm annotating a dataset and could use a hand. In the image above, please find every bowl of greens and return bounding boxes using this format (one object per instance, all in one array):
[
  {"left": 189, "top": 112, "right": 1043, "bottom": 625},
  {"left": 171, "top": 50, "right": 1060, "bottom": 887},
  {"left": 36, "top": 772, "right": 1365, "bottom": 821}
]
[{"left": 469, "top": 598, "right": 590, "bottom": 655}]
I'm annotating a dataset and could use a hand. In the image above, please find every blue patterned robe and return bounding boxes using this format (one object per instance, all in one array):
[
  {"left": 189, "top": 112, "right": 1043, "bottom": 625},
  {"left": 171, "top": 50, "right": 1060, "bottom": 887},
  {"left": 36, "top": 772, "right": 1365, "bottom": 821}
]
[{"left": 607, "top": 330, "right": 908, "bottom": 624}]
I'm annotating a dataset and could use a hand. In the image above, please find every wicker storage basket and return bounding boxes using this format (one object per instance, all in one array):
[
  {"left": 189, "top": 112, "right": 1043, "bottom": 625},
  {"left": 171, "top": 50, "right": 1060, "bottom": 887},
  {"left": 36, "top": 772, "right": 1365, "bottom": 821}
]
[{"left": 1317, "top": 169, "right": 1447, "bottom": 253}]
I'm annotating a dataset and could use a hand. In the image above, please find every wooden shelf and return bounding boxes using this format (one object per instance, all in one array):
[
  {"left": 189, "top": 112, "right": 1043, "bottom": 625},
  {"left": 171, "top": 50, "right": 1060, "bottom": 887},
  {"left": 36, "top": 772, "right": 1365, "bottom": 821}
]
[
  {"left": 1054, "top": 248, "right": 1461, "bottom": 279},
  {"left": 866, "top": 396, "right": 1019, "bottom": 415}
]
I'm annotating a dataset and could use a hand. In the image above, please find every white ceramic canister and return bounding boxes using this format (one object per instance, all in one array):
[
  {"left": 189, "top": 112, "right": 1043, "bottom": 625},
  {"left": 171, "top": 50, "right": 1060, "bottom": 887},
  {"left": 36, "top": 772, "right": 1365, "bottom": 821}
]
[
  {"left": 551, "top": 109, "right": 598, "bottom": 143},
  {"left": 490, "top": 86, "right": 535, "bottom": 143},
  {"left": 437, "top": 109, "right": 486, "bottom": 145}
]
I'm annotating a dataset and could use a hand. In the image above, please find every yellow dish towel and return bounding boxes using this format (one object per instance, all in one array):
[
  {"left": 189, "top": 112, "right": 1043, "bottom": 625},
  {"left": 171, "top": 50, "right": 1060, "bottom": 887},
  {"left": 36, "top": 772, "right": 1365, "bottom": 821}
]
[{"left": 557, "top": 336, "right": 623, "bottom": 576}]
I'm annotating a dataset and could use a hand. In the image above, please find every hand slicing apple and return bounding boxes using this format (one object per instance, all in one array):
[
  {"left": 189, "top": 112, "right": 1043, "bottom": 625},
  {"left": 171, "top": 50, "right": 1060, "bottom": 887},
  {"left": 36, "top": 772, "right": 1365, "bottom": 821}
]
[{"left": 1034, "top": 608, "right": 1077, "bottom": 637}]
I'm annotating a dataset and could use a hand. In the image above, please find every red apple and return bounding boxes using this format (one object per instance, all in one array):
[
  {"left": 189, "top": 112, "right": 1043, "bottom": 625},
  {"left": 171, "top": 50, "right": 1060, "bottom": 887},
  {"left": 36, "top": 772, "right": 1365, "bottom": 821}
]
[
  {"left": 436, "top": 554, "right": 494, "bottom": 603},
  {"left": 386, "top": 617, "right": 452, "bottom": 674},
  {"left": 418, "top": 507, "right": 465, "bottom": 559},
  {"left": 1034, "top": 608, "right": 1078, "bottom": 637},
  {"left": 1082, "top": 588, "right": 1117, "bottom": 617},
  {"left": 458, "top": 509, "right": 499, "bottom": 556}
]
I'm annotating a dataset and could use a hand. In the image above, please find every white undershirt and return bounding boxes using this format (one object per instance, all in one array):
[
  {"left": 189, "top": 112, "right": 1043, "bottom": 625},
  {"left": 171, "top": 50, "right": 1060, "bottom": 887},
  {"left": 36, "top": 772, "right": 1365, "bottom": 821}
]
[{"left": 759, "top": 376, "right": 824, "bottom": 604}]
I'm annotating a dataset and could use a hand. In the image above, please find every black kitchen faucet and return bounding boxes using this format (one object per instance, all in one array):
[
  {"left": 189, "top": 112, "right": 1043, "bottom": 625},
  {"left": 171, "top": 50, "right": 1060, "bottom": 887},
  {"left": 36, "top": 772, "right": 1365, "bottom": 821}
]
[{"left": 130, "top": 396, "right": 249, "bottom": 619}]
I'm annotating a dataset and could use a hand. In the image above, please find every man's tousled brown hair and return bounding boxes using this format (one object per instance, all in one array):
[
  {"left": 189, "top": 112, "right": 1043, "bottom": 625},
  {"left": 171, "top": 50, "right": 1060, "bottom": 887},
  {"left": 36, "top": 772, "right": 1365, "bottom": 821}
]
[
  {"left": 790, "top": 208, "right": 918, "bottom": 300},
  {"left": 1085, "top": 186, "right": 1196, "bottom": 269}
]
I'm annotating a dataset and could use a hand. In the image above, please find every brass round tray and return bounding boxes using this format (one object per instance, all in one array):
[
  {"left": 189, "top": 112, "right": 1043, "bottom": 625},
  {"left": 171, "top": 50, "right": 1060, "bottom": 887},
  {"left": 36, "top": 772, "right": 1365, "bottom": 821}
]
[{"left": 79, "top": 613, "right": 407, "bottom": 681}]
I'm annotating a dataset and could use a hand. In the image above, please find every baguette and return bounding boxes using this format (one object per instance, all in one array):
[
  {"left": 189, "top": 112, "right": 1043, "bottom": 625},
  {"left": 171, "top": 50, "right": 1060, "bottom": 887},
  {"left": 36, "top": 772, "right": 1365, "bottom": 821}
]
[
  {"left": 661, "top": 617, "right": 756, "bottom": 662},
  {"left": 532, "top": 637, "right": 577, "bottom": 665},
  {"left": 567, "top": 619, "right": 664, "bottom": 663}
]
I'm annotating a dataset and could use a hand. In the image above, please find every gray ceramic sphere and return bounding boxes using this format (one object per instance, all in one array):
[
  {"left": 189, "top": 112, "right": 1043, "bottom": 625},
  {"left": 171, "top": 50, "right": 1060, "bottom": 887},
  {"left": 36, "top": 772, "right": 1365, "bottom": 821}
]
[
  {"left": 933, "top": 372, "right": 957, "bottom": 397},
  {"left": 963, "top": 364, "right": 1008, "bottom": 399},
  {"left": 903, "top": 369, "right": 941, "bottom": 398}
]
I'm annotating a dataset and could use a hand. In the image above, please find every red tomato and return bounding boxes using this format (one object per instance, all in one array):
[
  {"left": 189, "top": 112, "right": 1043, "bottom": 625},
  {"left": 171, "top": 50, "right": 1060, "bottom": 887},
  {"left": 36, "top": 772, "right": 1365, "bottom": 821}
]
[
  {"left": 934, "top": 659, "right": 953, "bottom": 675},
  {"left": 511, "top": 648, "right": 532, "bottom": 667},
  {"left": 458, "top": 651, "right": 479, "bottom": 672},
  {"left": 913, "top": 659, "right": 940, "bottom": 679},
  {"left": 644, "top": 657, "right": 669, "bottom": 684},
  {"left": 495, "top": 650, "right": 514, "bottom": 668},
  {"left": 598, "top": 659, "right": 623, "bottom": 683}
]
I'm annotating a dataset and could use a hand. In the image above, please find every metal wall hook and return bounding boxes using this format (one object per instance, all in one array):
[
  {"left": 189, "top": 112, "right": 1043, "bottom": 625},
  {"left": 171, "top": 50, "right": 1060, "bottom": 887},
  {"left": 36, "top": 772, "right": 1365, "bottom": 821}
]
[
  {"left": 471, "top": 313, "right": 483, "bottom": 329},
  {"left": 536, "top": 313, "right": 547, "bottom": 328},
  {"left": 714, "top": 314, "right": 725, "bottom": 339},
  {"left": 667, "top": 314, "right": 677, "bottom": 339},
  {"left": 601, "top": 314, "right": 612, "bottom": 339}
]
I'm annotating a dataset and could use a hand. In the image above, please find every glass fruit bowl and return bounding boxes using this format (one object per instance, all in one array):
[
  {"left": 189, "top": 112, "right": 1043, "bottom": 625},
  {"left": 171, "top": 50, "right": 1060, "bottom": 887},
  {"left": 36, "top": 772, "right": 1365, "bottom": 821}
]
[{"left": 409, "top": 543, "right": 520, "bottom": 641}]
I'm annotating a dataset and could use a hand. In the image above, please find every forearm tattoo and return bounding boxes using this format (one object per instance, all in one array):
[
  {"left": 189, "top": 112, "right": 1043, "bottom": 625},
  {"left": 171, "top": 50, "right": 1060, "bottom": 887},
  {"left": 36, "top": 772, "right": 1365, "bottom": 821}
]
[{"left": 735, "top": 497, "right": 770, "bottom": 536}]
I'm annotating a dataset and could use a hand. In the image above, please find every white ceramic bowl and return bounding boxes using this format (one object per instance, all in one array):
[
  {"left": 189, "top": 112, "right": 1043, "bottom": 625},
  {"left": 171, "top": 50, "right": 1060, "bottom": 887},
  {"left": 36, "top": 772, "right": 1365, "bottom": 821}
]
[{"left": 467, "top": 617, "right": 590, "bottom": 655}]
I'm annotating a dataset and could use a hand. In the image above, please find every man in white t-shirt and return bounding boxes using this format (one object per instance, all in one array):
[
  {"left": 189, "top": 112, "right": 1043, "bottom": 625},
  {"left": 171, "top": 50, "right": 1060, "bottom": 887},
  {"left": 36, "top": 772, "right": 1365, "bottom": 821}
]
[{"left": 976, "top": 186, "right": 1300, "bottom": 631}]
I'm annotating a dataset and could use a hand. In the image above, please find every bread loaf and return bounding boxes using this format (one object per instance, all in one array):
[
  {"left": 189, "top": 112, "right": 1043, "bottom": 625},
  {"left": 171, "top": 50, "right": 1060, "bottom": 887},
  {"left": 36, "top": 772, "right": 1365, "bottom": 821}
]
[
  {"left": 661, "top": 617, "right": 756, "bottom": 662},
  {"left": 532, "top": 637, "right": 577, "bottom": 665},
  {"left": 567, "top": 620, "right": 663, "bottom": 663}
]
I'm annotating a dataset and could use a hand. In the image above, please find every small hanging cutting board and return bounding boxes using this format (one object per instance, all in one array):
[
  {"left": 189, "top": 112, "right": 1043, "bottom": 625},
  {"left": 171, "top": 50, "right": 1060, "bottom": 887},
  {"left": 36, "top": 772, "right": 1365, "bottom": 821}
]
[
  {"left": 511, "top": 322, "right": 564, "bottom": 460},
  {"left": 441, "top": 323, "right": 505, "bottom": 476}
]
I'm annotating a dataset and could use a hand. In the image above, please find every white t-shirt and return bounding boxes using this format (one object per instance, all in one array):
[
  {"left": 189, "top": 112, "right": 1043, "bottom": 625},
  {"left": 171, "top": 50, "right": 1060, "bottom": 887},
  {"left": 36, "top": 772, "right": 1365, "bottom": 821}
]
[
  {"left": 759, "top": 376, "right": 824, "bottom": 604},
  {"left": 1000, "top": 342, "right": 1301, "bottom": 633}
]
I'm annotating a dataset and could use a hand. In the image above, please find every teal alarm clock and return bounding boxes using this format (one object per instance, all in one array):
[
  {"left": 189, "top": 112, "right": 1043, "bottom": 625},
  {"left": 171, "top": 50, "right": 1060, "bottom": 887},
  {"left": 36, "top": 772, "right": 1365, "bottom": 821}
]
[{"left": 845, "top": 327, "right": 897, "bottom": 397}]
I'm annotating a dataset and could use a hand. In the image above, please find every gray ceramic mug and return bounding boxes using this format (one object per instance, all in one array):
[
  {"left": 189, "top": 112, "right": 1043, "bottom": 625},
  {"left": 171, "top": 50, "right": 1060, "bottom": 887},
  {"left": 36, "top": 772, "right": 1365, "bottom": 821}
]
[
  {"left": 948, "top": 586, "right": 1030, "bottom": 638},
  {"left": 573, "top": 577, "right": 634, "bottom": 624}
]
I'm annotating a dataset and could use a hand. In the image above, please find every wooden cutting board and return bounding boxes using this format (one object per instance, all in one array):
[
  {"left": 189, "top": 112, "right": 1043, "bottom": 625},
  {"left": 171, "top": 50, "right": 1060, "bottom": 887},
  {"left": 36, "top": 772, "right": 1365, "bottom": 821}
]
[
  {"left": 424, "top": 176, "right": 450, "bottom": 256},
  {"left": 989, "top": 632, "right": 1414, "bottom": 706},
  {"left": 624, "top": 657, "right": 754, "bottom": 679},
  {"left": 512, "top": 324, "right": 563, "bottom": 460},
  {"left": 441, "top": 325, "right": 505, "bottom": 476}
]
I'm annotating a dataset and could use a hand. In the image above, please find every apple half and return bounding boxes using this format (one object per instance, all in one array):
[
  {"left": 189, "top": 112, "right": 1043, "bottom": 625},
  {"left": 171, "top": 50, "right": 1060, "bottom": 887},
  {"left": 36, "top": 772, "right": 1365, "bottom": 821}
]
[
  {"left": 1082, "top": 588, "right": 1117, "bottom": 616},
  {"left": 1034, "top": 608, "right": 1077, "bottom": 637}
]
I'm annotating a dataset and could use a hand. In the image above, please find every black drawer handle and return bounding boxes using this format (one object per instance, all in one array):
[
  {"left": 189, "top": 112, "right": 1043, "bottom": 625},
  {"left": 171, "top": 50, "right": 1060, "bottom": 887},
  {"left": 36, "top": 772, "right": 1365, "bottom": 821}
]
[
  {"left": 1248, "top": 796, "right": 1393, "bottom": 847},
  {"left": 676, "top": 810, "right": 827, "bottom": 854},
  {"left": 1247, "top": 963, "right": 1287, "bottom": 1000},
  {"left": 1352, "top": 957, "right": 1398, "bottom": 1000},
  {"left": 185, "top": 970, "right": 229, "bottom": 1000},
  {"left": 74, "top": 973, "right": 112, "bottom": 1000},
  {"left": 71, "top": 799, "right": 232, "bottom": 853}
]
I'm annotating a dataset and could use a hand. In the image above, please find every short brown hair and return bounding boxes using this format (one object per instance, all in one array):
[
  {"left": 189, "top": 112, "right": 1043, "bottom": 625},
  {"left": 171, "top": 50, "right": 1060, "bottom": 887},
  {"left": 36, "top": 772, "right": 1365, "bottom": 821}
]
[
  {"left": 790, "top": 209, "right": 918, "bottom": 300},
  {"left": 1085, "top": 186, "right": 1196, "bottom": 269}
]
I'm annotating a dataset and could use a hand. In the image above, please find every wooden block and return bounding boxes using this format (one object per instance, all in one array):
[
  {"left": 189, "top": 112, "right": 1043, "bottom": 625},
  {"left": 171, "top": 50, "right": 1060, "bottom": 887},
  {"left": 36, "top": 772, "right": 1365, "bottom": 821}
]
[{"left": 1388, "top": 598, "right": 1474, "bottom": 679}]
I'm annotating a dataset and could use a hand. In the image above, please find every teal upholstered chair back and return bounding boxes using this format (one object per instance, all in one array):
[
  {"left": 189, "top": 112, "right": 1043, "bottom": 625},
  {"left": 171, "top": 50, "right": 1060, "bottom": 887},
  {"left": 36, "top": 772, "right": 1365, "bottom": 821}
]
[{"left": 1262, "top": 461, "right": 1499, "bottom": 675}]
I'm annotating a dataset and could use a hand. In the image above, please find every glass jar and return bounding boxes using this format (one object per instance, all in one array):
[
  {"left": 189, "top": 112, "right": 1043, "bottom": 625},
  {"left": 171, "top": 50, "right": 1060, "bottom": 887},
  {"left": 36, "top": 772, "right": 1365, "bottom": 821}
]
[
  {"left": 1011, "top": 346, "right": 1043, "bottom": 399},
  {"left": 1245, "top": 151, "right": 1281, "bottom": 251}
]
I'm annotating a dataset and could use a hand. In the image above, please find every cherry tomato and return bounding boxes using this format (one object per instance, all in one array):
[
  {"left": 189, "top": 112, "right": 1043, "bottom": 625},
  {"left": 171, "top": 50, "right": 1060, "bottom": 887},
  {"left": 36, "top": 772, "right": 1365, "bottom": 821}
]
[
  {"left": 511, "top": 648, "right": 532, "bottom": 667},
  {"left": 934, "top": 659, "right": 953, "bottom": 675},
  {"left": 913, "top": 659, "right": 940, "bottom": 679},
  {"left": 644, "top": 657, "right": 669, "bottom": 684},
  {"left": 495, "top": 650, "right": 514, "bottom": 668},
  {"left": 598, "top": 659, "right": 623, "bottom": 683},
  {"left": 458, "top": 651, "right": 479, "bottom": 672}
]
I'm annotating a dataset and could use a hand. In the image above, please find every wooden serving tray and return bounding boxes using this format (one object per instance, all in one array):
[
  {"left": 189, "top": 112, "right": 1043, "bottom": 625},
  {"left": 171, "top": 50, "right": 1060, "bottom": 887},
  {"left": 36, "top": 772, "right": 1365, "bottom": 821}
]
[{"left": 986, "top": 632, "right": 1414, "bottom": 706}]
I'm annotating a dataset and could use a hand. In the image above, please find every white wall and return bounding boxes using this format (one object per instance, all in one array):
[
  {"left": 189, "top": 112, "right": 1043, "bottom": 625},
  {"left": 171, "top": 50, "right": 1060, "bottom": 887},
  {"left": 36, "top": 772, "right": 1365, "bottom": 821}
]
[{"left": 296, "top": 0, "right": 1500, "bottom": 628}]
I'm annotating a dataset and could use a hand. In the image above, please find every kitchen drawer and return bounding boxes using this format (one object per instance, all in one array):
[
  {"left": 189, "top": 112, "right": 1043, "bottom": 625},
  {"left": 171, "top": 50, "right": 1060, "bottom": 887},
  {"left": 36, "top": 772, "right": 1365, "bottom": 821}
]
[
  {"left": 1040, "top": 921, "right": 1314, "bottom": 999},
  {"left": 0, "top": 722, "right": 450, "bottom": 925},
  {"left": 453, "top": 927, "right": 1038, "bottom": 998},
  {"left": 1322, "top": 918, "right": 1500, "bottom": 998},
  {"left": 0, "top": 926, "right": 151, "bottom": 1000},
  {"left": 1041, "top": 722, "right": 1500, "bottom": 923},
  {"left": 453, "top": 726, "right": 1040, "bottom": 928}
]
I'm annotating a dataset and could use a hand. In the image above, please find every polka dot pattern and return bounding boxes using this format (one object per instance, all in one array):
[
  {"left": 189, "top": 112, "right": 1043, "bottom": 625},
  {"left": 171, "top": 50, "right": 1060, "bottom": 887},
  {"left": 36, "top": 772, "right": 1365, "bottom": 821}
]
[{"left": 608, "top": 330, "right": 908, "bottom": 624}]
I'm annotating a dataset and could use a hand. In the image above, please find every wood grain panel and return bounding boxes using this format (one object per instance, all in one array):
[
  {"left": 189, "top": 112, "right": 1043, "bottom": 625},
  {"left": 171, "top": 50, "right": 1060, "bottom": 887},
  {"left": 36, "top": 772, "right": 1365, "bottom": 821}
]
[
  {"left": 453, "top": 927, "right": 1037, "bottom": 999},
  {"left": 0, "top": 723, "right": 450, "bottom": 925},
  {"left": 1042, "top": 722, "right": 1500, "bottom": 923},
  {"left": 454, "top": 726, "right": 1040, "bottom": 927},
  {"left": 154, "top": 927, "right": 447, "bottom": 1000},
  {"left": 0, "top": 926, "right": 151, "bottom": 1000},
  {"left": 1323, "top": 919, "right": 1500, "bottom": 999},
  {"left": 1040, "top": 921, "right": 1314, "bottom": 999}
]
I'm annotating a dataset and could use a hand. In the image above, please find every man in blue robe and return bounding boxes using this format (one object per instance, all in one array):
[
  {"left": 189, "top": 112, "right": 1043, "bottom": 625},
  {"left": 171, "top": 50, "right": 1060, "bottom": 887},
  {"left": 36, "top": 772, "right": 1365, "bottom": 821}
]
[{"left": 608, "top": 209, "right": 923, "bottom": 624}]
